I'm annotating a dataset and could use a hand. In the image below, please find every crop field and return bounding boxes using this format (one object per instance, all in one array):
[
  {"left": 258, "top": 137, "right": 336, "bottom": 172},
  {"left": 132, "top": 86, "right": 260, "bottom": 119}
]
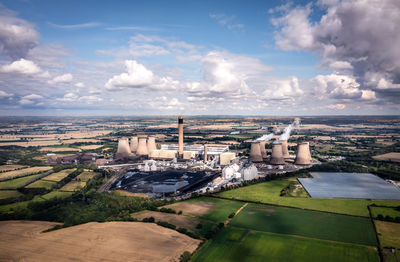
[
  {"left": 44, "top": 168, "right": 76, "bottom": 182},
  {"left": 0, "top": 164, "right": 27, "bottom": 172},
  {"left": 218, "top": 179, "right": 400, "bottom": 217},
  {"left": 192, "top": 226, "right": 379, "bottom": 262},
  {"left": 39, "top": 147, "right": 80, "bottom": 152},
  {"left": 0, "top": 173, "right": 44, "bottom": 189},
  {"left": 0, "top": 221, "right": 200, "bottom": 262},
  {"left": 41, "top": 190, "right": 74, "bottom": 200},
  {"left": 80, "top": 145, "right": 103, "bottom": 150},
  {"left": 76, "top": 171, "right": 98, "bottom": 182},
  {"left": 370, "top": 206, "right": 400, "bottom": 219},
  {"left": 0, "top": 166, "right": 52, "bottom": 180},
  {"left": 164, "top": 197, "right": 244, "bottom": 223},
  {"left": 60, "top": 180, "right": 86, "bottom": 192},
  {"left": 26, "top": 179, "right": 56, "bottom": 190},
  {"left": 375, "top": 221, "right": 400, "bottom": 249},
  {"left": 132, "top": 210, "right": 200, "bottom": 229},
  {"left": 230, "top": 203, "right": 377, "bottom": 246},
  {"left": 0, "top": 190, "right": 23, "bottom": 200},
  {"left": 373, "top": 152, "right": 400, "bottom": 162}
]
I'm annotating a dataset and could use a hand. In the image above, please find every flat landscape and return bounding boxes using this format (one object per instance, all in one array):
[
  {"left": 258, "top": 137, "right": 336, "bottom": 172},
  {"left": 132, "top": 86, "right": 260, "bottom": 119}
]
[{"left": 0, "top": 221, "right": 200, "bottom": 262}]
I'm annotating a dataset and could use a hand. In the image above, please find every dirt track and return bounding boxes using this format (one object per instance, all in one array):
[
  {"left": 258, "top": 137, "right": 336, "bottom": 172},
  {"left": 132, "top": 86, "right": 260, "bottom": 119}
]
[{"left": 0, "top": 221, "right": 200, "bottom": 262}]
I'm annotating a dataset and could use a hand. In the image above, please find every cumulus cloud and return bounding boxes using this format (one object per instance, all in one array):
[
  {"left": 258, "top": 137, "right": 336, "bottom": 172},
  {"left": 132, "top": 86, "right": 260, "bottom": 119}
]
[
  {"left": 327, "top": 104, "right": 346, "bottom": 110},
  {"left": 262, "top": 77, "right": 303, "bottom": 101},
  {"left": 79, "top": 95, "right": 103, "bottom": 104},
  {"left": 75, "top": 82, "right": 85, "bottom": 88},
  {"left": 272, "top": 0, "right": 400, "bottom": 103},
  {"left": 0, "top": 90, "right": 13, "bottom": 98},
  {"left": 19, "top": 93, "right": 43, "bottom": 105},
  {"left": 0, "top": 58, "right": 49, "bottom": 77},
  {"left": 48, "top": 73, "right": 73, "bottom": 84},
  {"left": 0, "top": 6, "right": 39, "bottom": 58},
  {"left": 57, "top": 92, "right": 78, "bottom": 102}
]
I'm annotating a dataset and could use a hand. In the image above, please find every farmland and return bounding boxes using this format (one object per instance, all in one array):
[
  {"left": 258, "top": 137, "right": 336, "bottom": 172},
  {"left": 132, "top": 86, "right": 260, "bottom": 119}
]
[
  {"left": 218, "top": 178, "right": 400, "bottom": 217},
  {"left": 60, "top": 180, "right": 86, "bottom": 192},
  {"left": 370, "top": 206, "right": 400, "bottom": 219},
  {"left": 192, "top": 226, "right": 379, "bottom": 262},
  {"left": 0, "top": 221, "right": 200, "bottom": 262},
  {"left": 0, "top": 190, "right": 23, "bottom": 200},
  {"left": 0, "top": 165, "right": 27, "bottom": 172},
  {"left": 0, "top": 166, "right": 52, "bottom": 180},
  {"left": 44, "top": 168, "right": 76, "bottom": 182},
  {"left": 375, "top": 221, "right": 400, "bottom": 249},
  {"left": 26, "top": 179, "right": 56, "bottom": 190},
  {"left": 230, "top": 203, "right": 377, "bottom": 246},
  {"left": 0, "top": 173, "right": 44, "bottom": 189}
]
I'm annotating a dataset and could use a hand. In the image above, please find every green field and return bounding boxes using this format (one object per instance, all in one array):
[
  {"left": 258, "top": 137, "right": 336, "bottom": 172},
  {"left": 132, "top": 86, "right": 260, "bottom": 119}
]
[
  {"left": 192, "top": 226, "right": 379, "bottom": 262},
  {"left": 0, "top": 190, "right": 23, "bottom": 200},
  {"left": 60, "top": 180, "right": 86, "bottom": 192},
  {"left": 371, "top": 206, "right": 400, "bottom": 219},
  {"left": 218, "top": 178, "right": 400, "bottom": 217},
  {"left": 76, "top": 171, "right": 98, "bottom": 182},
  {"left": 375, "top": 220, "right": 400, "bottom": 249},
  {"left": 0, "top": 174, "right": 44, "bottom": 189},
  {"left": 26, "top": 180, "right": 56, "bottom": 189},
  {"left": 41, "top": 190, "right": 74, "bottom": 200},
  {"left": 44, "top": 168, "right": 76, "bottom": 182},
  {"left": 230, "top": 203, "right": 377, "bottom": 246}
]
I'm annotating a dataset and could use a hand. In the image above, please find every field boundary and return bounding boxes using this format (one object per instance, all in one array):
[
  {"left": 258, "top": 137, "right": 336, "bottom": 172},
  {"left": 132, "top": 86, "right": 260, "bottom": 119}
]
[{"left": 368, "top": 205, "right": 384, "bottom": 262}]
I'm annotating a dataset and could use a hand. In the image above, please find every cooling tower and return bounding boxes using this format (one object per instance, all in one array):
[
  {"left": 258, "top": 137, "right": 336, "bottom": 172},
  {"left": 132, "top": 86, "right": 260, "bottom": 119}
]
[
  {"left": 136, "top": 135, "right": 149, "bottom": 156},
  {"left": 204, "top": 145, "right": 208, "bottom": 162},
  {"left": 178, "top": 116, "right": 183, "bottom": 159},
  {"left": 259, "top": 141, "right": 267, "bottom": 159},
  {"left": 147, "top": 135, "right": 156, "bottom": 154},
  {"left": 281, "top": 140, "right": 290, "bottom": 159},
  {"left": 250, "top": 142, "right": 263, "bottom": 162},
  {"left": 270, "top": 143, "right": 285, "bottom": 165},
  {"left": 130, "top": 136, "right": 138, "bottom": 153},
  {"left": 295, "top": 142, "right": 311, "bottom": 165},
  {"left": 116, "top": 137, "right": 131, "bottom": 158}
]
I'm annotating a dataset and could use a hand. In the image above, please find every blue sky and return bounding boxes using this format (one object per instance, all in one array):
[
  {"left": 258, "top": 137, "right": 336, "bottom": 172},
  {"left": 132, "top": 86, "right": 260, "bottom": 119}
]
[{"left": 0, "top": 0, "right": 399, "bottom": 115}]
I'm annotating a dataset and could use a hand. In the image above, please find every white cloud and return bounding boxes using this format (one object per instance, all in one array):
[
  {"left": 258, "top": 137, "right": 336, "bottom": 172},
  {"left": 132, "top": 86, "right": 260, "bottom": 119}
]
[
  {"left": 48, "top": 73, "right": 73, "bottom": 84},
  {"left": 262, "top": 77, "right": 303, "bottom": 100},
  {"left": 327, "top": 104, "right": 346, "bottom": 110},
  {"left": 361, "top": 90, "right": 376, "bottom": 100},
  {"left": 57, "top": 92, "right": 78, "bottom": 102},
  {"left": 79, "top": 95, "right": 103, "bottom": 104},
  {"left": 48, "top": 22, "right": 101, "bottom": 29},
  {"left": 312, "top": 74, "right": 362, "bottom": 100},
  {"left": 75, "top": 82, "right": 85, "bottom": 88},
  {"left": 105, "top": 60, "right": 154, "bottom": 90},
  {"left": 0, "top": 90, "right": 13, "bottom": 98},
  {"left": 1, "top": 58, "right": 49, "bottom": 77},
  {"left": 19, "top": 93, "right": 43, "bottom": 105}
]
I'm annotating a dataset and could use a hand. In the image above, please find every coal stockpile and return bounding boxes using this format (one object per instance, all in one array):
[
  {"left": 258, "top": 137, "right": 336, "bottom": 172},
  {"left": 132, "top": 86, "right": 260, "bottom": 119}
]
[{"left": 111, "top": 169, "right": 217, "bottom": 197}]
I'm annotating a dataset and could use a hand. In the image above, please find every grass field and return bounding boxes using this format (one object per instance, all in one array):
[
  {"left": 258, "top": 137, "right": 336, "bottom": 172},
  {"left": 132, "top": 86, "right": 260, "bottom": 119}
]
[
  {"left": 41, "top": 190, "right": 74, "bottom": 200},
  {"left": 218, "top": 179, "right": 400, "bottom": 217},
  {"left": 0, "top": 165, "right": 27, "bottom": 172},
  {"left": 371, "top": 206, "right": 400, "bottom": 219},
  {"left": 230, "top": 203, "right": 377, "bottom": 246},
  {"left": 375, "top": 221, "right": 400, "bottom": 249},
  {"left": 76, "top": 171, "right": 98, "bottom": 182},
  {"left": 0, "top": 166, "right": 52, "bottom": 180},
  {"left": 192, "top": 226, "right": 379, "bottom": 262},
  {"left": 0, "top": 173, "right": 44, "bottom": 189},
  {"left": 26, "top": 179, "right": 57, "bottom": 189},
  {"left": 43, "top": 168, "right": 76, "bottom": 182},
  {"left": 383, "top": 248, "right": 400, "bottom": 262},
  {"left": 164, "top": 197, "right": 244, "bottom": 223},
  {"left": 60, "top": 180, "right": 86, "bottom": 192},
  {"left": 0, "top": 190, "right": 23, "bottom": 200}
]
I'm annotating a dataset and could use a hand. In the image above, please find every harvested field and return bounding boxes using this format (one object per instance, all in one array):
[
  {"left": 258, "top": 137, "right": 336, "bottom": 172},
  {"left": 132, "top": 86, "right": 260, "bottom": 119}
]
[
  {"left": 0, "top": 164, "right": 27, "bottom": 172},
  {"left": 26, "top": 180, "right": 56, "bottom": 189},
  {"left": 114, "top": 190, "right": 148, "bottom": 198},
  {"left": 44, "top": 168, "right": 76, "bottom": 182},
  {"left": 0, "top": 221, "right": 200, "bottom": 262},
  {"left": 39, "top": 147, "right": 80, "bottom": 152},
  {"left": 0, "top": 166, "right": 52, "bottom": 180},
  {"left": 375, "top": 221, "right": 400, "bottom": 249},
  {"left": 165, "top": 201, "right": 213, "bottom": 216},
  {"left": 373, "top": 152, "right": 400, "bottom": 162},
  {"left": 80, "top": 144, "right": 103, "bottom": 150},
  {"left": 60, "top": 180, "right": 86, "bottom": 191},
  {"left": 132, "top": 210, "right": 199, "bottom": 229}
]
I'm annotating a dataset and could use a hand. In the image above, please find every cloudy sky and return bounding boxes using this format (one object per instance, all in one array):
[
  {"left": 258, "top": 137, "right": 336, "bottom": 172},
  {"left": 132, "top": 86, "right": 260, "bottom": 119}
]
[{"left": 0, "top": 0, "right": 399, "bottom": 116}]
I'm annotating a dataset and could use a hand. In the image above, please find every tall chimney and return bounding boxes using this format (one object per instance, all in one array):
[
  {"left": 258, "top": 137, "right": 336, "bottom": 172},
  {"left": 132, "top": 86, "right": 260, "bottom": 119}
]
[
  {"left": 136, "top": 135, "right": 149, "bottom": 156},
  {"left": 147, "top": 135, "right": 156, "bottom": 154},
  {"left": 295, "top": 142, "right": 311, "bottom": 165},
  {"left": 281, "top": 140, "right": 290, "bottom": 159},
  {"left": 250, "top": 142, "right": 263, "bottom": 162},
  {"left": 259, "top": 141, "right": 267, "bottom": 159},
  {"left": 178, "top": 116, "right": 183, "bottom": 159},
  {"left": 204, "top": 144, "right": 208, "bottom": 162},
  {"left": 270, "top": 143, "right": 285, "bottom": 165},
  {"left": 130, "top": 136, "right": 138, "bottom": 153}
]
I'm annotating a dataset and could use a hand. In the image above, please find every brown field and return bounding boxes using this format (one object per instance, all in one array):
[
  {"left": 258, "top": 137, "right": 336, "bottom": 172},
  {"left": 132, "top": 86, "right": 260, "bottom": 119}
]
[
  {"left": 60, "top": 180, "right": 86, "bottom": 191},
  {"left": 43, "top": 169, "right": 76, "bottom": 182},
  {"left": 80, "top": 145, "right": 103, "bottom": 150},
  {"left": 373, "top": 152, "right": 400, "bottom": 162},
  {"left": 132, "top": 210, "right": 199, "bottom": 229},
  {"left": 0, "top": 139, "right": 102, "bottom": 147},
  {"left": 164, "top": 201, "right": 214, "bottom": 216},
  {"left": 39, "top": 147, "right": 80, "bottom": 152},
  {"left": 0, "top": 164, "right": 27, "bottom": 172},
  {"left": 187, "top": 124, "right": 234, "bottom": 130},
  {"left": 0, "top": 166, "right": 52, "bottom": 180},
  {"left": 375, "top": 220, "right": 400, "bottom": 249},
  {"left": 114, "top": 190, "right": 148, "bottom": 198},
  {"left": 0, "top": 221, "right": 200, "bottom": 262}
]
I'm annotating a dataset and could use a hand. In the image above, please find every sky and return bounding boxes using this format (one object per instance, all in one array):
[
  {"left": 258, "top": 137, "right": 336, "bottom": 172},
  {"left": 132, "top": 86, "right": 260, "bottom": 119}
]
[{"left": 0, "top": 0, "right": 399, "bottom": 116}]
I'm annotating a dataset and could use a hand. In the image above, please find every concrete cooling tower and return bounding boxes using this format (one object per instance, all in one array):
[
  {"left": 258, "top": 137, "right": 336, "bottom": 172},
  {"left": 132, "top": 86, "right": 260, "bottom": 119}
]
[
  {"left": 116, "top": 137, "right": 131, "bottom": 158},
  {"left": 130, "top": 136, "right": 138, "bottom": 153},
  {"left": 250, "top": 142, "right": 263, "bottom": 162},
  {"left": 270, "top": 143, "right": 285, "bottom": 165},
  {"left": 281, "top": 140, "right": 290, "bottom": 159},
  {"left": 136, "top": 135, "right": 149, "bottom": 156},
  {"left": 259, "top": 141, "right": 267, "bottom": 159},
  {"left": 295, "top": 142, "right": 311, "bottom": 165},
  {"left": 147, "top": 135, "right": 156, "bottom": 154}
]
